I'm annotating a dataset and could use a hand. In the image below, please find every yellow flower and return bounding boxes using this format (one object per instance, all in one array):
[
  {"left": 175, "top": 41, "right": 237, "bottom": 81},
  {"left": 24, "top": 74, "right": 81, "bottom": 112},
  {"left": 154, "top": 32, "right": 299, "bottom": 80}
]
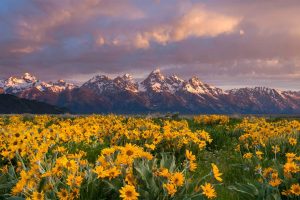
[
  {"left": 186, "top": 150, "right": 196, "bottom": 161},
  {"left": 189, "top": 162, "right": 197, "bottom": 172},
  {"left": 119, "top": 185, "right": 140, "bottom": 200},
  {"left": 198, "top": 141, "right": 207, "bottom": 149},
  {"left": 94, "top": 166, "right": 107, "bottom": 179},
  {"left": 290, "top": 183, "right": 300, "bottom": 196},
  {"left": 106, "top": 167, "right": 121, "bottom": 180},
  {"left": 284, "top": 162, "right": 300, "bottom": 174},
  {"left": 145, "top": 143, "right": 155, "bottom": 150},
  {"left": 75, "top": 175, "right": 83, "bottom": 187},
  {"left": 125, "top": 173, "right": 136, "bottom": 186},
  {"left": 288, "top": 138, "right": 297, "bottom": 146},
  {"left": 255, "top": 151, "right": 263, "bottom": 160},
  {"left": 269, "top": 178, "right": 282, "bottom": 187},
  {"left": 57, "top": 189, "right": 69, "bottom": 200},
  {"left": 31, "top": 191, "right": 45, "bottom": 200},
  {"left": 102, "top": 147, "right": 116, "bottom": 156},
  {"left": 11, "top": 178, "right": 26, "bottom": 195},
  {"left": 163, "top": 183, "right": 177, "bottom": 196},
  {"left": 201, "top": 183, "right": 217, "bottom": 199},
  {"left": 123, "top": 143, "right": 138, "bottom": 157},
  {"left": 243, "top": 153, "right": 253, "bottom": 159},
  {"left": 185, "top": 150, "right": 197, "bottom": 171},
  {"left": 156, "top": 168, "right": 171, "bottom": 178},
  {"left": 263, "top": 167, "right": 275, "bottom": 178},
  {"left": 56, "top": 156, "right": 68, "bottom": 167},
  {"left": 199, "top": 131, "right": 213, "bottom": 143},
  {"left": 170, "top": 172, "right": 185, "bottom": 187},
  {"left": 66, "top": 174, "right": 75, "bottom": 187},
  {"left": 211, "top": 163, "right": 222, "bottom": 182},
  {"left": 70, "top": 188, "right": 80, "bottom": 199},
  {"left": 286, "top": 153, "right": 296, "bottom": 162}
]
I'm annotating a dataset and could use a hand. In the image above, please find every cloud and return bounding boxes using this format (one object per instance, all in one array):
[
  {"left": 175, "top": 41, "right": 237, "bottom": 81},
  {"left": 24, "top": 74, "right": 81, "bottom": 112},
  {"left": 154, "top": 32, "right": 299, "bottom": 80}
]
[
  {"left": 171, "top": 6, "right": 240, "bottom": 41},
  {"left": 134, "top": 33, "right": 150, "bottom": 49},
  {"left": 17, "top": 0, "right": 145, "bottom": 43},
  {"left": 94, "top": 5, "right": 240, "bottom": 48},
  {"left": 1, "top": 0, "right": 300, "bottom": 90},
  {"left": 10, "top": 46, "right": 40, "bottom": 54}
]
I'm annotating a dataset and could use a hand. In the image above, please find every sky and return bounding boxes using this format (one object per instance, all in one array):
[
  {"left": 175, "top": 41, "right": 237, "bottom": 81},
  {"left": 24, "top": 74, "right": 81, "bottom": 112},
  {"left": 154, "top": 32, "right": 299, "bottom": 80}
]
[{"left": 1, "top": 0, "right": 300, "bottom": 90}]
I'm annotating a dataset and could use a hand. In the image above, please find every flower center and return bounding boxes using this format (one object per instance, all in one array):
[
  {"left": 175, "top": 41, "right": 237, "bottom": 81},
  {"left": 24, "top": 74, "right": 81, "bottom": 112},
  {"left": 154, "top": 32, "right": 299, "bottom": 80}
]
[
  {"left": 126, "top": 150, "right": 133, "bottom": 156},
  {"left": 125, "top": 191, "right": 133, "bottom": 197}
]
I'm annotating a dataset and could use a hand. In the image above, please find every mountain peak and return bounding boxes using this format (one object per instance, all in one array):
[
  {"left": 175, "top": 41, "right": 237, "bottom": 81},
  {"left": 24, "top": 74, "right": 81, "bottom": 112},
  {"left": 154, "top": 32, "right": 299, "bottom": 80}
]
[
  {"left": 82, "top": 73, "right": 139, "bottom": 94},
  {"left": 147, "top": 68, "right": 165, "bottom": 80},
  {"left": 88, "top": 75, "right": 110, "bottom": 83},
  {"left": 189, "top": 76, "right": 203, "bottom": 87},
  {"left": 122, "top": 73, "right": 134, "bottom": 80},
  {"left": 141, "top": 68, "right": 167, "bottom": 92},
  {"left": 57, "top": 79, "right": 66, "bottom": 83},
  {"left": 168, "top": 74, "right": 184, "bottom": 82},
  {"left": 22, "top": 72, "right": 37, "bottom": 82},
  {"left": 4, "top": 73, "right": 40, "bottom": 93},
  {"left": 114, "top": 74, "right": 138, "bottom": 92},
  {"left": 152, "top": 68, "right": 161, "bottom": 74}
]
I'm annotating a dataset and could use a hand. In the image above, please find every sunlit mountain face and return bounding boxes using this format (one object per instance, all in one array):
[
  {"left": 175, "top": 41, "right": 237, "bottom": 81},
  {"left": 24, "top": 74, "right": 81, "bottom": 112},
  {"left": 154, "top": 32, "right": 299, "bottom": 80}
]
[
  {"left": 1, "top": 0, "right": 300, "bottom": 113},
  {"left": 1, "top": 70, "right": 300, "bottom": 114}
]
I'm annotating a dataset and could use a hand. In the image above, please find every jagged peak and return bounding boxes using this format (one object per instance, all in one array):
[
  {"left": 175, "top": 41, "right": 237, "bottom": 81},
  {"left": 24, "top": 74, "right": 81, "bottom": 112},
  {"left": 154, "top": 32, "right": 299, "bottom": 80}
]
[
  {"left": 150, "top": 68, "right": 163, "bottom": 75},
  {"left": 114, "top": 74, "right": 137, "bottom": 85},
  {"left": 88, "top": 74, "right": 110, "bottom": 83},
  {"left": 22, "top": 72, "right": 37, "bottom": 82},
  {"left": 188, "top": 76, "right": 203, "bottom": 86},
  {"left": 144, "top": 68, "right": 165, "bottom": 82},
  {"left": 190, "top": 76, "right": 202, "bottom": 82},
  {"left": 120, "top": 73, "right": 134, "bottom": 81},
  {"left": 57, "top": 79, "right": 66, "bottom": 83},
  {"left": 123, "top": 73, "right": 132, "bottom": 78},
  {"left": 152, "top": 68, "right": 161, "bottom": 74},
  {"left": 52, "top": 80, "right": 76, "bottom": 88},
  {"left": 167, "top": 74, "right": 184, "bottom": 82}
]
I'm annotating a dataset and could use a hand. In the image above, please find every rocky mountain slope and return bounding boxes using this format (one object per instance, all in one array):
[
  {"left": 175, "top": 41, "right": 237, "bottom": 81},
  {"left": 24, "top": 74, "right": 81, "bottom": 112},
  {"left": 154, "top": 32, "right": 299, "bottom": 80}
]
[
  {"left": 1, "top": 70, "right": 300, "bottom": 114},
  {"left": 0, "top": 94, "right": 67, "bottom": 114}
]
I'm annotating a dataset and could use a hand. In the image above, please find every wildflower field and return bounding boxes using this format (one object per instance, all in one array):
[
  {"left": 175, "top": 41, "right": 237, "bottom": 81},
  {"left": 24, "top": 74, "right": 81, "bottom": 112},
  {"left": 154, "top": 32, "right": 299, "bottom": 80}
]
[{"left": 0, "top": 115, "right": 299, "bottom": 200}]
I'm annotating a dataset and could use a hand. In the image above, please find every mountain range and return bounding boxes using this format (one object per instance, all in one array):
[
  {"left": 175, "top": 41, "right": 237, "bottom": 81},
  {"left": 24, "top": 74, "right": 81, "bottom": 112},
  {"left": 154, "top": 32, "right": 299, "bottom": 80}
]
[{"left": 1, "top": 70, "right": 300, "bottom": 114}]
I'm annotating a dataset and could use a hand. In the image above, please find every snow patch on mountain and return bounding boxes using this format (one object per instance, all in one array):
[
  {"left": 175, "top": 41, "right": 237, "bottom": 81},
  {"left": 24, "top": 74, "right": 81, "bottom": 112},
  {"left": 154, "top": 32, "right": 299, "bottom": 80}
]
[
  {"left": 2, "top": 73, "right": 77, "bottom": 94},
  {"left": 82, "top": 73, "right": 139, "bottom": 94}
]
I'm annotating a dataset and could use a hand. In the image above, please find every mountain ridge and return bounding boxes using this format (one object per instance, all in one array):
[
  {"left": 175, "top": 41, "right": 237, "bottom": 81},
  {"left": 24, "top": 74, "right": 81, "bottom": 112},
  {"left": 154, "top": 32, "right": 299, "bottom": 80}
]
[{"left": 1, "top": 70, "right": 300, "bottom": 114}]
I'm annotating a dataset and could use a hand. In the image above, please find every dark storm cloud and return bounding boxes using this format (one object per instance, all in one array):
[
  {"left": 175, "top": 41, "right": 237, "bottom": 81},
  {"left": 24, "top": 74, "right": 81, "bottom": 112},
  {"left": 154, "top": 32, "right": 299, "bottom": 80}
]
[{"left": 1, "top": 0, "right": 300, "bottom": 89}]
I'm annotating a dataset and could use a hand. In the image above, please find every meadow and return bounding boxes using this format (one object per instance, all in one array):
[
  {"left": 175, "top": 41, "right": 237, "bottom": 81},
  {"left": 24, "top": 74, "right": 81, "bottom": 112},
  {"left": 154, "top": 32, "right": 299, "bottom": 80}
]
[{"left": 0, "top": 114, "right": 299, "bottom": 200}]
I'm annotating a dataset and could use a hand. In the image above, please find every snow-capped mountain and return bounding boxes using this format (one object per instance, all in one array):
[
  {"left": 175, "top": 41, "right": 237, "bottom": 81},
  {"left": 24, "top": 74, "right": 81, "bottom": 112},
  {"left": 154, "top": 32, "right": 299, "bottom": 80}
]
[
  {"left": 0, "top": 73, "right": 78, "bottom": 105},
  {"left": 0, "top": 73, "right": 77, "bottom": 94},
  {"left": 82, "top": 73, "right": 138, "bottom": 94},
  {"left": 2, "top": 73, "right": 40, "bottom": 94},
  {"left": 140, "top": 69, "right": 221, "bottom": 96},
  {"left": 141, "top": 69, "right": 170, "bottom": 92},
  {"left": 226, "top": 87, "right": 300, "bottom": 113},
  {"left": 1, "top": 70, "right": 300, "bottom": 114},
  {"left": 182, "top": 77, "right": 225, "bottom": 97}
]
